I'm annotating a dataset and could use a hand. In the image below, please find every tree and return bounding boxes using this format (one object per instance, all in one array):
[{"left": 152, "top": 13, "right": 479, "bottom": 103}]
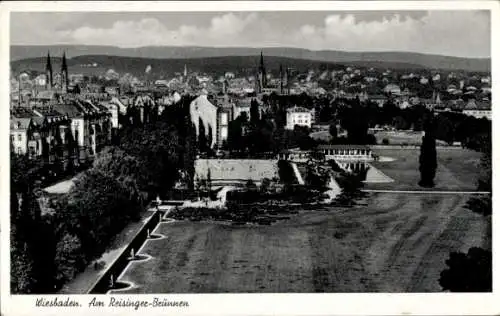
[
  {"left": 245, "top": 179, "right": 257, "bottom": 191},
  {"left": 59, "top": 169, "right": 142, "bottom": 257},
  {"left": 329, "top": 122, "right": 338, "bottom": 139},
  {"left": 54, "top": 233, "right": 86, "bottom": 284},
  {"left": 207, "top": 168, "right": 212, "bottom": 193},
  {"left": 260, "top": 178, "right": 271, "bottom": 194},
  {"left": 197, "top": 118, "right": 210, "bottom": 153},
  {"left": 277, "top": 160, "right": 296, "bottom": 186},
  {"left": 119, "top": 121, "right": 183, "bottom": 197},
  {"left": 419, "top": 125, "right": 437, "bottom": 187},
  {"left": 250, "top": 99, "right": 260, "bottom": 124},
  {"left": 92, "top": 146, "right": 148, "bottom": 205},
  {"left": 10, "top": 242, "right": 36, "bottom": 293},
  {"left": 439, "top": 247, "right": 492, "bottom": 292},
  {"left": 340, "top": 106, "right": 370, "bottom": 144}
]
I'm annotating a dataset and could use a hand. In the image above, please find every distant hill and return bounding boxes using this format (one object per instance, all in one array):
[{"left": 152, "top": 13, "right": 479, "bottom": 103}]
[
  {"left": 11, "top": 55, "right": 431, "bottom": 79},
  {"left": 10, "top": 45, "right": 491, "bottom": 73}
]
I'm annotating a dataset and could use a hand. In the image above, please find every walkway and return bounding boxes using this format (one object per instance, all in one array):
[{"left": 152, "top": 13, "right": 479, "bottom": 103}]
[{"left": 58, "top": 209, "right": 157, "bottom": 294}]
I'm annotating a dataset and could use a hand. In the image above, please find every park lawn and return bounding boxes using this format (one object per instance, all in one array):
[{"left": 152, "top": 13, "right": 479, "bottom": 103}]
[
  {"left": 374, "top": 131, "right": 424, "bottom": 145},
  {"left": 374, "top": 131, "right": 448, "bottom": 146},
  {"left": 114, "top": 192, "right": 490, "bottom": 293},
  {"left": 368, "top": 148, "right": 482, "bottom": 191}
]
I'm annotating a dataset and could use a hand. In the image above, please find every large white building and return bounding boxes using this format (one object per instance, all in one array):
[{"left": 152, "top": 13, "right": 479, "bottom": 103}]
[
  {"left": 286, "top": 106, "right": 313, "bottom": 130},
  {"left": 190, "top": 94, "right": 234, "bottom": 148},
  {"left": 317, "top": 144, "right": 374, "bottom": 162}
]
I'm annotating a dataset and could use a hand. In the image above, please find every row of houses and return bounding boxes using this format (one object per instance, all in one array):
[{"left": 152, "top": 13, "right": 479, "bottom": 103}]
[{"left": 10, "top": 98, "right": 117, "bottom": 167}]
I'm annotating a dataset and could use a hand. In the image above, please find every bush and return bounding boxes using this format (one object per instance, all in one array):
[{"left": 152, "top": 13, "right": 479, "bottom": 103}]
[
  {"left": 382, "top": 138, "right": 390, "bottom": 145},
  {"left": 277, "top": 160, "right": 296, "bottom": 185},
  {"left": 439, "top": 247, "right": 492, "bottom": 292},
  {"left": 54, "top": 233, "right": 86, "bottom": 284}
]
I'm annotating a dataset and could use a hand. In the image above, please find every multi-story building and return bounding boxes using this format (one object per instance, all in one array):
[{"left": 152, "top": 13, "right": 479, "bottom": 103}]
[
  {"left": 31, "top": 107, "right": 72, "bottom": 167},
  {"left": 212, "top": 95, "right": 235, "bottom": 148},
  {"left": 190, "top": 93, "right": 243, "bottom": 149},
  {"left": 53, "top": 99, "right": 111, "bottom": 164},
  {"left": 10, "top": 108, "right": 41, "bottom": 157},
  {"left": 286, "top": 106, "right": 313, "bottom": 130},
  {"left": 233, "top": 98, "right": 252, "bottom": 120}
]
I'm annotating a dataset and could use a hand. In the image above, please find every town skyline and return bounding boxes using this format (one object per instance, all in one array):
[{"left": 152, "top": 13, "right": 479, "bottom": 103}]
[{"left": 11, "top": 10, "right": 491, "bottom": 58}]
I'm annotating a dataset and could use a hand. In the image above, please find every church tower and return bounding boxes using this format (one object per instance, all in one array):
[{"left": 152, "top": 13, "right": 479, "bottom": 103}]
[
  {"left": 279, "top": 64, "right": 283, "bottom": 95},
  {"left": 258, "top": 51, "right": 266, "bottom": 93},
  {"left": 45, "top": 51, "right": 53, "bottom": 90},
  {"left": 61, "top": 51, "right": 69, "bottom": 93},
  {"left": 285, "top": 67, "right": 290, "bottom": 95}
]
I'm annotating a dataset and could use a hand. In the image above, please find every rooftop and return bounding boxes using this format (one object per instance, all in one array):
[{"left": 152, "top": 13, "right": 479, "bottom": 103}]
[
  {"left": 287, "top": 106, "right": 311, "bottom": 113},
  {"left": 33, "top": 107, "right": 65, "bottom": 118},
  {"left": 317, "top": 144, "right": 371, "bottom": 150},
  {"left": 52, "top": 103, "right": 84, "bottom": 118},
  {"left": 11, "top": 107, "right": 36, "bottom": 118}
]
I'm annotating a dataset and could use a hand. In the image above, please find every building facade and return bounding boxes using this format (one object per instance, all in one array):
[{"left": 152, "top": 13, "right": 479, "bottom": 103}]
[
  {"left": 317, "top": 144, "right": 373, "bottom": 162},
  {"left": 286, "top": 106, "right": 313, "bottom": 130}
]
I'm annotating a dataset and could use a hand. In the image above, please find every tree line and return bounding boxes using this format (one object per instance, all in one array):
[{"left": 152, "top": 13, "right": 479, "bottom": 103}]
[{"left": 10, "top": 96, "right": 197, "bottom": 293}]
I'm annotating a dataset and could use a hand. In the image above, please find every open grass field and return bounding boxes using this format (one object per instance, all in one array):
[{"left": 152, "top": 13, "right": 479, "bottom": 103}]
[
  {"left": 367, "top": 148, "right": 482, "bottom": 191},
  {"left": 114, "top": 192, "right": 490, "bottom": 293},
  {"left": 373, "top": 131, "right": 448, "bottom": 146},
  {"left": 110, "top": 147, "right": 489, "bottom": 293}
]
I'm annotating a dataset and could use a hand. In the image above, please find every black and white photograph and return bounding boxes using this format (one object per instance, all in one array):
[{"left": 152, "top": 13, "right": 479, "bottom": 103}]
[{"left": 1, "top": 1, "right": 498, "bottom": 315}]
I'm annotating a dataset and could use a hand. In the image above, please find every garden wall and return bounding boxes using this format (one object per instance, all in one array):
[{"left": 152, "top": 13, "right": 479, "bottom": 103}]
[{"left": 87, "top": 210, "right": 164, "bottom": 294}]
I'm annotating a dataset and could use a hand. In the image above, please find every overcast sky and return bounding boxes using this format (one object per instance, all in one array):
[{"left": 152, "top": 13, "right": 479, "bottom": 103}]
[{"left": 10, "top": 11, "right": 491, "bottom": 58}]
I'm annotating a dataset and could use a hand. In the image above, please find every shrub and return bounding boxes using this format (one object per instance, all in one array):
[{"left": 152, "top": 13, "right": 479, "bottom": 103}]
[
  {"left": 277, "top": 160, "right": 296, "bottom": 185},
  {"left": 382, "top": 138, "right": 390, "bottom": 145},
  {"left": 54, "top": 233, "right": 86, "bottom": 284},
  {"left": 439, "top": 247, "right": 492, "bottom": 292}
]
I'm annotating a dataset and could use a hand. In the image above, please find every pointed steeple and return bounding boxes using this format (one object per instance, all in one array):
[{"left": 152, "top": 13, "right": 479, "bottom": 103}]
[
  {"left": 46, "top": 51, "right": 53, "bottom": 72},
  {"left": 258, "top": 50, "right": 266, "bottom": 92},
  {"left": 286, "top": 67, "right": 290, "bottom": 95},
  {"left": 61, "top": 51, "right": 69, "bottom": 92},
  {"left": 45, "top": 51, "right": 53, "bottom": 88},
  {"left": 279, "top": 64, "right": 283, "bottom": 94},
  {"left": 61, "top": 51, "right": 68, "bottom": 72}
]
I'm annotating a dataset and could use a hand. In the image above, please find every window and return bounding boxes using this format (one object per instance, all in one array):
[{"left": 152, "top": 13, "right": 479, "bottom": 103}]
[
  {"left": 17, "top": 134, "right": 22, "bottom": 141},
  {"left": 221, "top": 127, "right": 228, "bottom": 140},
  {"left": 220, "top": 113, "right": 228, "bottom": 125},
  {"left": 10, "top": 135, "right": 14, "bottom": 143}
]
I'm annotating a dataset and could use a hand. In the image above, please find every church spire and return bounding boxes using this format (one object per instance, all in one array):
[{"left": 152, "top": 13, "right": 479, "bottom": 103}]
[
  {"left": 45, "top": 51, "right": 53, "bottom": 88},
  {"left": 61, "top": 51, "right": 68, "bottom": 72},
  {"left": 279, "top": 64, "right": 283, "bottom": 94},
  {"left": 258, "top": 50, "right": 266, "bottom": 92},
  {"left": 61, "top": 51, "right": 69, "bottom": 92}
]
